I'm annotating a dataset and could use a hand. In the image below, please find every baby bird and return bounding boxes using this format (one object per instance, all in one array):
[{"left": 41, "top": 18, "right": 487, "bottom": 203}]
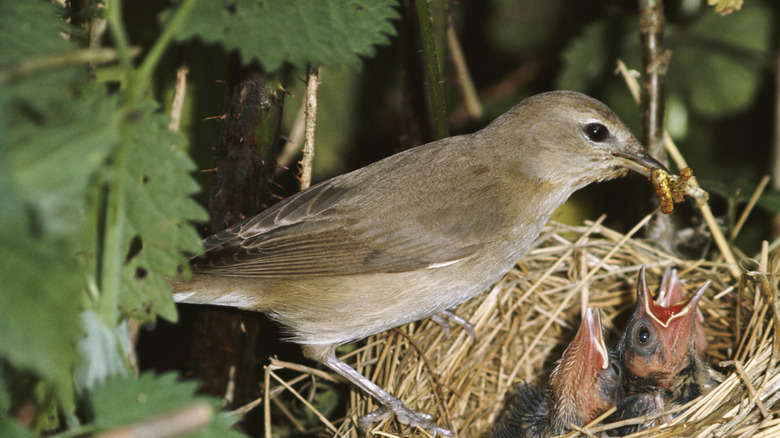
[
  {"left": 492, "top": 307, "right": 621, "bottom": 437},
  {"left": 619, "top": 266, "right": 717, "bottom": 411}
]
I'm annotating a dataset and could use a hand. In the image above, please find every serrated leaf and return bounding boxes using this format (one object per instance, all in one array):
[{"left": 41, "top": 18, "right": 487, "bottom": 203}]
[
  {"left": 91, "top": 372, "right": 245, "bottom": 438},
  {"left": 5, "top": 85, "right": 121, "bottom": 240},
  {"left": 0, "top": 1, "right": 72, "bottom": 65},
  {"left": 0, "top": 163, "right": 82, "bottom": 409},
  {"left": 114, "top": 102, "right": 206, "bottom": 323},
  {"left": 173, "top": 0, "right": 399, "bottom": 71}
]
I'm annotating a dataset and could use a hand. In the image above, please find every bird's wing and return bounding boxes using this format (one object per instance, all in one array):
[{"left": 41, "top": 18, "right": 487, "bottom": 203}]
[{"left": 191, "top": 175, "right": 497, "bottom": 279}]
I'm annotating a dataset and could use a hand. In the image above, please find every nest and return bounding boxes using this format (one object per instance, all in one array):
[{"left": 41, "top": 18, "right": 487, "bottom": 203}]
[{"left": 258, "top": 214, "right": 780, "bottom": 437}]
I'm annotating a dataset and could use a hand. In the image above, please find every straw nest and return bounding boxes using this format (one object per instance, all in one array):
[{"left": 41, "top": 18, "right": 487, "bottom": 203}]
[{"left": 259, "top": 213, "right": 780, "bottom": 437}]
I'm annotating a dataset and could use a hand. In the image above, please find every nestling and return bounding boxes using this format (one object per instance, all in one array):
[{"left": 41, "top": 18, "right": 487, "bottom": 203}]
[
  {"left": 619, "top": 267, "right": 718, "bottom": 416},
  {"left": 172, "top": 91, "right": 665, "bottom": 436},
  {"left": 492, "top": 307, "right": 621, "bottom": 437}
]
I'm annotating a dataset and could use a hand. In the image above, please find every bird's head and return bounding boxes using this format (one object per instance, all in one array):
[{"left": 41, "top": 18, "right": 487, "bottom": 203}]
[
  {"left": 488, "top": 91, "right": 666, "bottom": 191},
  {"left": 620, "top": 266, "right": 709, "bottom": 390},
  {"left": 550, "top": 307, "right": 620, "bottom": 432}
]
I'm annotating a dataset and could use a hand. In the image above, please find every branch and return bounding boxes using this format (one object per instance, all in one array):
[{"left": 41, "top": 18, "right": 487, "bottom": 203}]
[
  {"left": 414, "top": 0, "right": 449, "bottom": 139},
  {"left": 300, "top": 66, "right": 319, "bottom": 190},
  {"left": 638, "top": 0, "right": 670, "bottom": 162}
]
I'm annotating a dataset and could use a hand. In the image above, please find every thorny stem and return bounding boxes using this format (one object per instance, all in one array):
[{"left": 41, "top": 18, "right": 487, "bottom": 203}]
[{"left": 414, "top": 0, "right": 449, "bottom": 139}]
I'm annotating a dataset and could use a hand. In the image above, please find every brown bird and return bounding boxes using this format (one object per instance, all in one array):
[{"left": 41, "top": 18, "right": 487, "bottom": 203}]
[
  {"left": 657, "top": 267, "right": 708, "bottom": 357},
  {"left": 172, "top": 91, "right": 665, "bottom": 436},
  {"left": 619, "top": 266, "right": 717, "bottom": 412},
  {"left": 492, "top": 307, "right": 621, "bottom": 437}
]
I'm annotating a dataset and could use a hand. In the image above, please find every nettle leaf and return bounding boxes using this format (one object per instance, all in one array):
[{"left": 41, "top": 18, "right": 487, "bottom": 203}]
[
  {"left": 0, "top": 1, "right": 72, "bottom": 64},
  {"left": 172, "top": 0, "right": 399, "bottom": 71},
  {"left": 91, "top": 372, "right": 245, "bottom": 438},
  {"left": 6, "top": 85, "right": 121, "bottom": 241},
  {"left": 116, "top": 102, "right": 206, "bottom": 323},
  {"left": 0, "top": 2, "right": 118, "bottom": 408},
  {"left": 0, "top": 160, "right": 82, "bottom": 410}
]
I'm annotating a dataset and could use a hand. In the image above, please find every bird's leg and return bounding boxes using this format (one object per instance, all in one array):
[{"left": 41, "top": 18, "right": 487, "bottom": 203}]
[
  {"left": 431, "top": 310, "right": 477, "bottom": 343},
  {"left": 323, "top": 354, "right": 454, "bottom": 437}
]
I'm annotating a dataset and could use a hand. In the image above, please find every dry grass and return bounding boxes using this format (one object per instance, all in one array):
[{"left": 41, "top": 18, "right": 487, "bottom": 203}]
[{"left": 258, "top": 213, "right": 780, "bottom": 437}]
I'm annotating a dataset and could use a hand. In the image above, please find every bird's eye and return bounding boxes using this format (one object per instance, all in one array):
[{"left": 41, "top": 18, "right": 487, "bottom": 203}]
[
  {"left": 636, "top": 325, "right": 651, "bottom": 344},
  {"left": 585, "top": 123, "right": 609, "bottom": 142}
]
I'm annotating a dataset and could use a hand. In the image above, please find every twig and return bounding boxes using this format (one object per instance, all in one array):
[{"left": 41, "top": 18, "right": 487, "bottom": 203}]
[
  {"left": 168, "top": 64, "right": 189, "bottom": 133},
  {"left": 269, "top": 369, "right": 339, "bottom": 433},
  {"left": 300, "top": 65, "right": 319, "bottom": 190},
  {"left": 0, "top": 47, "right": 141, "bottom": 84},
  {"left": 264, "top": 365, "right": 271, "bottom": 438},
  {"left": 269, "top": 356, "right": 340, "bottom": 382},
  {"left": 277, "top": 103, "right": 306, "bottom": 174},
  {"left": 392, "top": 327, "right": 456, "bottom": 436},
  {"left": 772, "top": 43, "right": 780, "bottom": 241},
  {"left": 616, "top": 60, "right": 742, "bottom": 279},
  {"left": 638, "top": 0, "right": 670, "bottom": 162},
  {"left": 732, "top": 175, "right": 770, "bottom": 240},
  {"left": 446, "top": 17, "right": 482, "bottom": 120},
  {"left": 733, "top": 359, "right": 769, "bottom": 417},
  {"left": 515, "top": 212, "right": 654, "bottom": 368}
]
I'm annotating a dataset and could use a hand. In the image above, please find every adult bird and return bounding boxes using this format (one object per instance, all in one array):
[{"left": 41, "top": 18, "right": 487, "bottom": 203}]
[
  {"left": 172, "top": 91, "right": 665, "bottom": 436},
  {"left": 491, "top": 307, "right": 621, "bottom": 437}
]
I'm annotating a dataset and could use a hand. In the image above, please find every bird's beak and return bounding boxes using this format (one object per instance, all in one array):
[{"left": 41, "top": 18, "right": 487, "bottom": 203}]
[
  {"left": 555, "top": 307, "right": 610, "bottom": 384},
  {"left": 637, "top": 266, "right": 709, "bottom": 329},
  {"left": 612, "top": 150, "right": 668, "bottom": 177},
  {"left": 580, "top": 307, "right": 609, "bottom": 371}
]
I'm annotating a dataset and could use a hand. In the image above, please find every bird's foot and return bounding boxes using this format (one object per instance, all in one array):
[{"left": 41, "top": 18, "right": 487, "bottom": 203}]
[
  {"left": 358, "top": 396, "right": 453, "bottom": 437},
  {"left": 431, "top": 310, "right": 477, "bottom": 343}
]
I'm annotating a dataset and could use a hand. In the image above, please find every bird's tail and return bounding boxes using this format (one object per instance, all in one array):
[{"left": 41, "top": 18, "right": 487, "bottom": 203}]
[{"left": 170, "top": 274, "right": 265, "bottom": 311}]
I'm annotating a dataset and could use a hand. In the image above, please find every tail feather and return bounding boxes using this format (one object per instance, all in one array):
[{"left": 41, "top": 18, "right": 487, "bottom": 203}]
[{"left": 170, "top": 275, "right": 264, "bottom": 310}]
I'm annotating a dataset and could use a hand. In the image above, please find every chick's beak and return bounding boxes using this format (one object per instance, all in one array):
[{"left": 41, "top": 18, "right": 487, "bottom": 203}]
[
  {"left": 584, "top": 307, "right": 609, "bottom": 371},
  {"left": 612, "top": 150, "right": 668, "bottom": 176}
]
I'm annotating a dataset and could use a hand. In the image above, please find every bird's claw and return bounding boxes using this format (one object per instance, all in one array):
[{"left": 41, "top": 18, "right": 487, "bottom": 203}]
[
  {"left": 432, "top": 310, "right": 477, "bottom": 343},
  {"left": 357, "top": 396, "right": 453, "bottom": 437}
]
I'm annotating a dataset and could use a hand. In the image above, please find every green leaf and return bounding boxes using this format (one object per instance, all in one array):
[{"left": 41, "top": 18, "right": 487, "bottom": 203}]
[
  {"left": 0, "top": 1, "right": 72, "bottom": 65},
  {"left": 113, "top": 102, "right": 207, "bottom": 323},
  {"left": 556, "top": 18, "right": 640, "bottom": 93},
  {"left": 758, "top": 192, "right": 780, "bottom": 214},
  {"left": 172, "top": 0, "right": 399, "bottom": 71},
  {"left": 74, "top": 312, "right": 130, "bottom": 393},
  {"left": 0, "top": 162, "right": 82, "bottom": 410},
  {"left": 0, "top": 1, "right": 115, "bottom": 415},
  {"left": 667, "top": 2, "right": 772, "bottom": 118},
  {"left": 91, "top": 372, "right": 245, "bottom": 438},
  {"left": 0, "top": 419, "right": 36, "bottom": 438},
  {"left": 487, "top": 0, "right": 566, "bottom": 57},
  {"left": 5, "top": 85, "right": 121, "bottom": 241}
]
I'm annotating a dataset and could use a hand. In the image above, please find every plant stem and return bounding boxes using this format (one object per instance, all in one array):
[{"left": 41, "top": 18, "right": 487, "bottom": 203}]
[
  {"left": 131, "top": 0, "right": 198, "bottom": 103},
  {"left": 414, "top": 0, "right": 449, "bottom": 139},
  {"left": 104, "top": 0, "right": 133, "bottom": 87},
  {"left": 98, "top": 121, "right": 130, "bottom": 325}
]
